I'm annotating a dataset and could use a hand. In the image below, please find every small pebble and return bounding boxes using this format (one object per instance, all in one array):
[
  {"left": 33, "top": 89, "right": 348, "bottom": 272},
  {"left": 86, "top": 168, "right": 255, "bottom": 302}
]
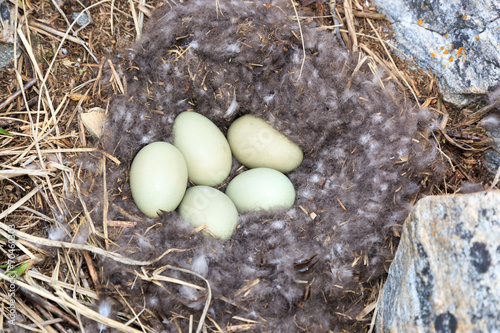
[{"left": 71, "top": 12, "right": 90, "bottom": 27}]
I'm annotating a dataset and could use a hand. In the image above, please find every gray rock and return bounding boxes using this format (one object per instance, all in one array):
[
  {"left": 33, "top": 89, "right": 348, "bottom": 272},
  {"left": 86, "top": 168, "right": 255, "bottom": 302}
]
[
  {"left": 0, "top": 42, "right": 16, "bottom": 69},
  {"left": 484, "top": 137, "right": 500, "bottom": 175},
  {"left": 0, "top": 0, "right": 15, "bottom": 44},
  {"left": 373, "top": 0, "right": 500, "bottom": 106},
  {"left": 375, "top": 190, "right": 500, "bottom": 333},
  {"left": 0, "top": 0, "right": 17, "bottom": 69},
  {"left": 481, "top": 113, "right": 500, "bottom": 175}
]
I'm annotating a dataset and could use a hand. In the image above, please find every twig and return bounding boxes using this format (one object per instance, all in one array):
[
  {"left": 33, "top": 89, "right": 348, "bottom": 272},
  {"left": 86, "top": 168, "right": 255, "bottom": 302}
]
[
  {"left": 347, "top": 53, "right": 369, "bottom": 88},
  {"left": 143, "top": 265, "right": 212, "bottom": 333},
  {"left": 6, "top": 126, "right": 55, "bottom": 165},
  {"left": 0, "top": 168, "right": 54, "bottom": 180},
  {"left": 17, "top": 25, "right": 58, "bottom": 172},
  {"left": 0, "top": 78, "right": 37, "bottom": 110},
  {"left": 0, "top": 117, "right": 30, "bottom": 127},
  {"left": 49, "top": 0, "right": 98, "bottom": 63},
  {"left": 431, "top": 131, "right": 455, "bottom": 172},
  {"left": 128, "top": 0, "right": 141, "bottom": 39},
  {"left": 330, "top": 3, "right": 351, "bottom": 49},
  {"left": 366, "top": 18, "right": 420, "bottom": 106},
  {"left": 107, "top": 59, "right": 125, "bottom": 94},
  {"left": 206, "top": 315, "right": 224, "bottom": 332},
  {"left": 19, "top": 286, "right": 80, "bottom": 328},
  {"left": 82, "top": 250, "right": 101, "bottom": 290},
  {"left": 11, "top": 295, "right": 59, "bottom": 333},
  {"left": 0, "top": 187, "right": 39, "bottom": 220},
  {"left": 336, "top": 197, "right": 347, "bottom": 210},
  {"left": 366, "top": 282, "right": 383, "bottom": 333},
  {"left": 29, "top": 21, "right": 85, "bottom": 46},
  {"left": 73, "top": 178, "right": 100, "bottom": 237},
  {"left": 27, "top": 1, "right": 110, "bottom": 169},
  {"left": 137, "top": 0, "right": 146, "bottom": 34},
  {"left": 0, "top": 272, "right": 144, "bottom": 333},
  {"left": 6, "top": 97, "right": 38, "bottom": 113},
  {"left": 226, "top": 324, "right": 257, "bottom": 332},
  {"left": 139, "top": 268, "right": 205, "bottom": 291},
  {"left": 215, "top": 0, "right": 223, "bottom": 19},
  {"left": 65, "top": 87, "right": 91, "bottom": 130},
  {"left": 27, "top": 270, "right": 98, "bottom": 300},
  {"left": 434, "top": 98, "right": 479, "bottom": 151},
  {"left": 31, "top": 303, "right": 68, "bottom": 332},
  {"left": 359, "top": 43, "right": 403, "bottom": 87},
  {"left": 102, "top": 157, "right": 109, "bottom": 250},
  {"left": 107, "top": 220, "right": 137, "bottom": 227},
  {"left": 343, "top": 0, "right": 358, "bottom": 53},
  {"left": 114, "top": 287, "right": 148, "bottom": 332},
  {"left": 92, "top": 57, "right": 105, "bottom": 97},
  {"left": 463, "top": 98, "right": 500, "bottom": 125},
  {"left": 0, "top": 186, "right": 179, "bottom": 265},
  {"left": 0, "top": 222, "right": 187, "bottom": 266},
  {"left": 110, "top": 0, "right": 115, "bottom": 34},
  {"left": 335, "top": 6, "right": 386, "bottom": 20},
  {"left": 36, "top": 147, "right": 119, "bottom": 165},
  {"left": 290, "top": 0, "right": 306, "bottom": 80},
  {"left": 137, "top": 3, "right": 151, "bottom": 17}
]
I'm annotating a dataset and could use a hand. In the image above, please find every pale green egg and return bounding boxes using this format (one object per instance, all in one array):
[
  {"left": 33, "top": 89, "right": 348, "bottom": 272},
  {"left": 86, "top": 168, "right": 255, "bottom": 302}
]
[
  {"left": 178, "top": 186, "right": 238, "bottom": 240},
  {"left": 130, "top": 142, "right": 188, "bottom": 218},
  {"left": 227, "top": 115, "right": 303, "bottom": 173},
  {"left": 173, "top": 111, "right": 232, "bottom": 186},
  {"left": 225, "top": 168, "right": 296, "bottom": 212}
]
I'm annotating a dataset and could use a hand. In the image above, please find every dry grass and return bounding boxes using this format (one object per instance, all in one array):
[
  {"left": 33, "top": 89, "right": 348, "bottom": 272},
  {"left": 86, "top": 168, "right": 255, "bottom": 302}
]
[{"left": 0, "top": 0, "right": 497, "bottom": 332}]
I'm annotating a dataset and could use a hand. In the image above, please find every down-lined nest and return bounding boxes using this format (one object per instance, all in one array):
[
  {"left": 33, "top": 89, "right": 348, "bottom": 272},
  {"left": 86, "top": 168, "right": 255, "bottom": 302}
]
[{"left": 69, "top": 1, "right": 444, "bottom": 331}]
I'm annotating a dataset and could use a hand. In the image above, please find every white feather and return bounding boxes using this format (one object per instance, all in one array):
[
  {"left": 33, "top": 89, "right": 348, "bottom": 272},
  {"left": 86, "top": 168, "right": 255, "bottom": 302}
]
[
  {"left": 224, "top": 97, "right": 239, "bottom": 117},
  {"left": 98, "top": 300, "right": 113, "bottom": 331},
  {"left": 192, "top": 255, "right": 209, "bottom": 276}
]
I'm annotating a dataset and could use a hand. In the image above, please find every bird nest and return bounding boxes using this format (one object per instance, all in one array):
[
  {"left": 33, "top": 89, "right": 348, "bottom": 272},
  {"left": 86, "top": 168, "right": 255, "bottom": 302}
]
[{"left": 0, "top": 0, "right": 496, "bottom": 332}]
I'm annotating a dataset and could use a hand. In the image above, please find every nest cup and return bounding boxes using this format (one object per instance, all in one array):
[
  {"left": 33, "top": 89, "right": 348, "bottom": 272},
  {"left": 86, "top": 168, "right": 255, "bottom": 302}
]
[{"left": 78, "top": 1, "right": 445, "bottom": 331}]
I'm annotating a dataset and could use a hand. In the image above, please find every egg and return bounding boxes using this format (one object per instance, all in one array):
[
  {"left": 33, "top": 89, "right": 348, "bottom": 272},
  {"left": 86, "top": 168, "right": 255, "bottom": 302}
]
[
  {"left": 130, "top": 142, "right": 188, "bottom": 218},
  {"left": 173, "top": 111, "right": 232, "bottom": 186},
  {"left": 225, "top": 168, "right": 296, "bottom": 212},
  {"left": 178, "top": 186, "right": 238, "bottom": 240},
  {"left": 227, "top": 115, "right": 303, "bottom": 173}
]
